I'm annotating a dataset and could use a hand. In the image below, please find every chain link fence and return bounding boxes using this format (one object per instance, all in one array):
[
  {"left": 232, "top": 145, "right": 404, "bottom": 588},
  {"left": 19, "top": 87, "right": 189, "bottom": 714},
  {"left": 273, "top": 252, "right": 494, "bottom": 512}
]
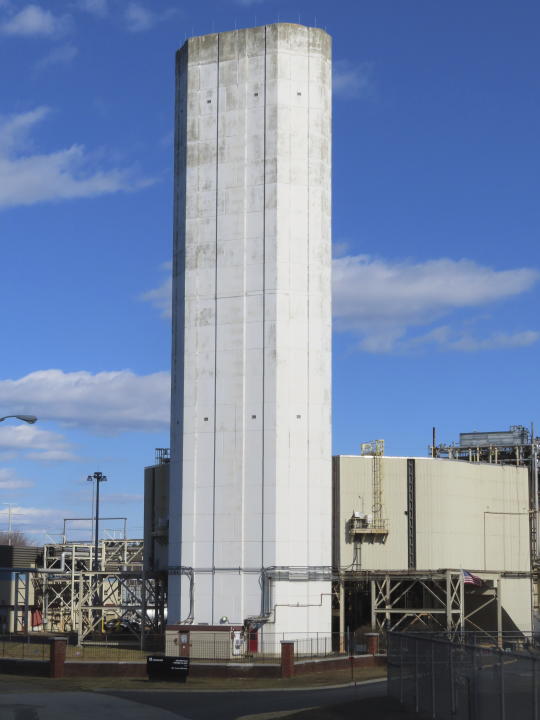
[{"left": 388, "top": 630, "right": 540, "bottom": 719}]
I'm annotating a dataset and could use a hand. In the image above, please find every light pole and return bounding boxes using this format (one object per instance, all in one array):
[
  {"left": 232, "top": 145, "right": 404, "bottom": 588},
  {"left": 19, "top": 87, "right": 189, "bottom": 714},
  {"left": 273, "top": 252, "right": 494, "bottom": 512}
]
[
  {"left": 0, "top": 416, "right": 37, "bottom": 546},
  {"left": 2, "top": 503, "right": 14, "bottom": 545},
  {"left": 87, "top": 472, "right": 107, "bottom": 572}
]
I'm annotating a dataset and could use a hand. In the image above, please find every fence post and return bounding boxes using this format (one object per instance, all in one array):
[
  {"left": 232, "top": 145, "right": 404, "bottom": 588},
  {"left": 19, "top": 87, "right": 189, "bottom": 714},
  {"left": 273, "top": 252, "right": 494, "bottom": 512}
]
[
  {"left": 471, "top": 645, "right": 478, "bottom": 720},
  {"left": 533, "top": 656, "right": 538, "bottom": 720},
  {"left": 398, "top": 636, "right": 404, "bottom": 704},
  {"left": 449, "top": 642, "right": 456, "bottom": 716},
  {"left": 431, "top": 640, "right": 436, "bottom": 719},
  {"left": 415, "top": 637, "right": 419, "bottom": 713},
  {"left": 366, "top": 632, "right": 379, "bottom": 655},
  {"left": 49, "top": 637, "right": 67, "bottom": 678},
  {"left": 280, "top": 640, "right": 295, "bottom": 679},
  {"left": 499, "top": 650, "right": 506, "bottom": 720}
]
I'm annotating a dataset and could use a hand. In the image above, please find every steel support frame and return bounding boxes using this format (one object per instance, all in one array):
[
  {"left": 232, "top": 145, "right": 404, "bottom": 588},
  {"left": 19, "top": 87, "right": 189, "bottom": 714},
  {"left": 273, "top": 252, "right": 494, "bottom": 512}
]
[
  {"left": 369, "top": 570, "right": 507, "bottom": 638},
  {"left": 370, "top": 570, "right": 465, "bottom": 634},
  {"left": 32, "top": 539, "right": 165, "bottom": 643},
  {"left": 13, "top": 571, "right": 30, "bottom": 633}
]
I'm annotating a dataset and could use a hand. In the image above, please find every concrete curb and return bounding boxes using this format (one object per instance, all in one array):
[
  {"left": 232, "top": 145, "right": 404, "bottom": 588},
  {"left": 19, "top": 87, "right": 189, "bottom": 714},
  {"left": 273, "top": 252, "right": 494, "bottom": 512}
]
[{"left": 96, "top": 677, "right": 388, "bottom": 694}]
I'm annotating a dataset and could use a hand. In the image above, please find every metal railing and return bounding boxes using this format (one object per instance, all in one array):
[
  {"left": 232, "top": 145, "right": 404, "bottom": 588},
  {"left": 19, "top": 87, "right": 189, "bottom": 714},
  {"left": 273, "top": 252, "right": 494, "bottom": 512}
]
[
  {"left": 388, "top": 630, "right": 540, "bottom": 719},
  {"left": 0, "top": 630, "right": 384, "bottom": 664},
  {"left": 177, "top": 631, "right": 382, "bottom": 665},
  {"left": 0, "top": 632, "right": 164, "bottom": 662},
  {"left": 0, "top": 634, "right": 50, "bottom": 660}
]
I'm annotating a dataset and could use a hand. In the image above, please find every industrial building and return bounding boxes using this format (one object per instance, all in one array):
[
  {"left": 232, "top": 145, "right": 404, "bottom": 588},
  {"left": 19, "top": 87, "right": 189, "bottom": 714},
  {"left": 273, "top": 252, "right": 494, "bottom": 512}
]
[
  {"left": 146, "top": 427, "right": 537, "bottom": 648},
  {"left": 144, "top": 448, "right": 170, "bottom": 574},
  {"left": 0, "top": 545, "right": 40, "bottom": 633},
  {"left": 333, "top": 445, "right": 532, "bottom": 637},
  {"left": 168, "top": 23, "right": 332, "bottom": 637}
]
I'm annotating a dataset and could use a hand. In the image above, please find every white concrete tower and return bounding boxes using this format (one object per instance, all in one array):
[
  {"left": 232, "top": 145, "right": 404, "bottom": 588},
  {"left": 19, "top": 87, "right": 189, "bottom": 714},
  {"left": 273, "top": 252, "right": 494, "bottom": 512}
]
[{"left": 169, "top": 23, "right": 332, "bottom": 638}]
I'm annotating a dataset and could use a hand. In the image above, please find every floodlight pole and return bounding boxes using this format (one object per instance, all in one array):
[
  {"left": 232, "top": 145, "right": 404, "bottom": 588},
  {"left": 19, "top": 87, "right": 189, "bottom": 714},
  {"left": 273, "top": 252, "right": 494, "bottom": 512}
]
[
  {"left": 3, "top": 503, "right": 14, "bottom": 546},
  {"left": 87, "top": 472, "right": 107, "bottom": 572}
]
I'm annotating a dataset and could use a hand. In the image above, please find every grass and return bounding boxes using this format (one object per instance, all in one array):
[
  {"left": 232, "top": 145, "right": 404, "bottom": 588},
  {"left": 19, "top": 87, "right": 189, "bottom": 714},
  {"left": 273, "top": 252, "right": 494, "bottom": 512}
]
[{"left": 0, "top": 665, "right": 387, "bottom": 693}]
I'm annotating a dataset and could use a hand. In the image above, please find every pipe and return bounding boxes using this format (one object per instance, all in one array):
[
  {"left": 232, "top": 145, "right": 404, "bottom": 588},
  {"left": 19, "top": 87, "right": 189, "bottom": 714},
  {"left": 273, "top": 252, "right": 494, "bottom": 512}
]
[{"left": 0, "top": 552, "right": 69, "bottom": 575}]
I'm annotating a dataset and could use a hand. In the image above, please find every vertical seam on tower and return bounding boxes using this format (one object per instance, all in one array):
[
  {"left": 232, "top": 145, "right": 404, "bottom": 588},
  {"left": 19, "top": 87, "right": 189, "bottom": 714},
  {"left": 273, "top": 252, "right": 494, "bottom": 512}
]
[
  {"left": 240, "top": 30, "right": 248, "bottom": 632},
  {"left": 261, "top": 25, "right": 267, "bottom": 581},
  {"left": 306, "top": 29, "right": 311, "bottom": 575},
  {"left": 211, "top": 32, "right": 220, "bottom": 624}
]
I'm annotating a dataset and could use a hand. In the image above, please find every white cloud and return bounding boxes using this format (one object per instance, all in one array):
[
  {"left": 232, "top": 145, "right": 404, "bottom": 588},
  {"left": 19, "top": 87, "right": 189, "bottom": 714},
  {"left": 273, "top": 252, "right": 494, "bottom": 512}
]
[
  {"left": 0, "top": 369, "right": 170, "bottom": 433},
  {"left": 333, "top": 60, "right": 373, "bottom": 100},
  {"left": 0, "top": 505, "right": 62, "bottom": 524},
  {"left": 142, "top": 255, "right": 539, "bottom": 354},
  {"left": 0, "top": 5, "right": 69, "bottom": 36},
  {"left": 35, "top": 43, "right": 78, "bottom": 70},
  {"left": 141, "top": 262, "right": 172, "bottom": 317},
  {"left": 0, "top": 107, "right": 153, "bottom": 209},
  {"left": 124, "top": 2, "right": 177, "bottom": 32},
  {"left": 27, "top": 449, "right": 79, "bottom": 462},
  {"left": 0, "top": 469, "right": 34, "bottom": 490},
  {"left": 333, "top": 255, "right": 539, "bottom": 352},
  {"left": 404, "top": 326, "right": 540, "bottom": 352},
  {"left": 125, "top": 2, "right": 153, "bottom": 31},
  {"left": 0, "top": 424, "right": 78, "bottom": 461},
  {"left": 78, "top": 0, "right": 108, "bottom": 17}
]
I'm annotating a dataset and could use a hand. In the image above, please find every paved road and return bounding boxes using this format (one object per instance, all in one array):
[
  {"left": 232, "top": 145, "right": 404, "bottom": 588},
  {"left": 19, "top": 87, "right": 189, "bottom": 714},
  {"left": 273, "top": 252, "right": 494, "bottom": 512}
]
[
  {"left": 0, "top": 693, "right": 185, "bottom": 720},
  {"left": 0, "top": 681, "right": 387, "bottom": 720},
  {"left": 107, "top": 681, "right": 387, "bottom": 719}
]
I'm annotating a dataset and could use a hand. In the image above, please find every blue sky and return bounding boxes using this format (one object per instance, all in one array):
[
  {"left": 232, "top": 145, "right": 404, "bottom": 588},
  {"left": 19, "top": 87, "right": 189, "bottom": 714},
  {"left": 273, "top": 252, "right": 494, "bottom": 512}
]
[{"left": 0, "top": 0, "right": 538, "bottom": 542}]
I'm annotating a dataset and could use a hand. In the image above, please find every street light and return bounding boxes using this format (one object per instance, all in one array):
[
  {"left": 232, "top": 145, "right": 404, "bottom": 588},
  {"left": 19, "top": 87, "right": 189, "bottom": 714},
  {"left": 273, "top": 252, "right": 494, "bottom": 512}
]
[
  {"left": 0, "top": 416, "right": 37, "bottom": 546},
  {"left": 87, "top": 472, "right": 107, "bottom": 572},
  {"left": 0, "top": 415, "right": 37, "bottom": 424}
]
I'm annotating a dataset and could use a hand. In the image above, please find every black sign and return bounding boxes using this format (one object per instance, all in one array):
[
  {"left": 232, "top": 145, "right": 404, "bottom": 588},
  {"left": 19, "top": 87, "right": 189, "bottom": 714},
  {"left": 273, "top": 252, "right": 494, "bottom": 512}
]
[{"left": 147, "top": 655, "right": 190, "bottom": 682}]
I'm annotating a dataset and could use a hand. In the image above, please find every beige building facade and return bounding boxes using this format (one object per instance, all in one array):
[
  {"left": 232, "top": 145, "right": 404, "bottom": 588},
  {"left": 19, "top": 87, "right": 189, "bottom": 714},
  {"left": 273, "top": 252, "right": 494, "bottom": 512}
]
[{"left": 333, "top": 456, "right": 532, "bottom": 634}]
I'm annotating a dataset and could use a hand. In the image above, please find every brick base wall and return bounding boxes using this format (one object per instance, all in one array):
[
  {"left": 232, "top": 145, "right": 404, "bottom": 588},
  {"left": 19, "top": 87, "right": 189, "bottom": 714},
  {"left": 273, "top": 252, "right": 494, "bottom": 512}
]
[
  {"left": 294, "top": 654, "right": 386, "bottom": 676},
  {"left": 63, "top": 662, "right": 148, "bottom": 678},
  {"left": 0, "top": 658, "right": 49, "bottom": 677},
  {"left": 0, "top": 654, "right": 385, "bottom": 679}
]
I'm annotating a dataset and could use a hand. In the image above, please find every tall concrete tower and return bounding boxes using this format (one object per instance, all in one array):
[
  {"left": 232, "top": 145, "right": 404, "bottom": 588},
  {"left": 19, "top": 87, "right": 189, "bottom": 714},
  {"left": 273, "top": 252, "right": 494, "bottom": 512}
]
[{"left": 169, "top": 23, "right": 332, "bottom": 638}]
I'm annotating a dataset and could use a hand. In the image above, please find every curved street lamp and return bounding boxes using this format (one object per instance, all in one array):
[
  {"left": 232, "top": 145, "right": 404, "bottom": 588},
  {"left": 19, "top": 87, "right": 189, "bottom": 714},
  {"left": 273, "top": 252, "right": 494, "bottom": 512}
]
[
  {"left": 0, "top": 415, "right": 37, "bottom": 424},
  {"left": 0, "top": 415, "right": 37, "bottom": 545}
]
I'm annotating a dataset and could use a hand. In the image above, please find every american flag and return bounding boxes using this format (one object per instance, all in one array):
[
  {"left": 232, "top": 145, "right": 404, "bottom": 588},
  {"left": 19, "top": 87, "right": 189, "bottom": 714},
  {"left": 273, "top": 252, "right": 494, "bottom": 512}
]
[{"left": 463, "top": 570, "right": 483, "bottom": 586}]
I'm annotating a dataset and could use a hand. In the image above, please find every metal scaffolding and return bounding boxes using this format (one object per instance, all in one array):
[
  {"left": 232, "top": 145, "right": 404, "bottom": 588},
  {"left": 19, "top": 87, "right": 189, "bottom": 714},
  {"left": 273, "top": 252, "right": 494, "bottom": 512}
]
[
  {"left": 369, "top": 571, "right": 465, "bottom": 634},
  {"left": 33, "top": 539, "right": 166, "bottom": 643},
  {"left": 337, "top": 569, "right": 527, "bottom": 638}
]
